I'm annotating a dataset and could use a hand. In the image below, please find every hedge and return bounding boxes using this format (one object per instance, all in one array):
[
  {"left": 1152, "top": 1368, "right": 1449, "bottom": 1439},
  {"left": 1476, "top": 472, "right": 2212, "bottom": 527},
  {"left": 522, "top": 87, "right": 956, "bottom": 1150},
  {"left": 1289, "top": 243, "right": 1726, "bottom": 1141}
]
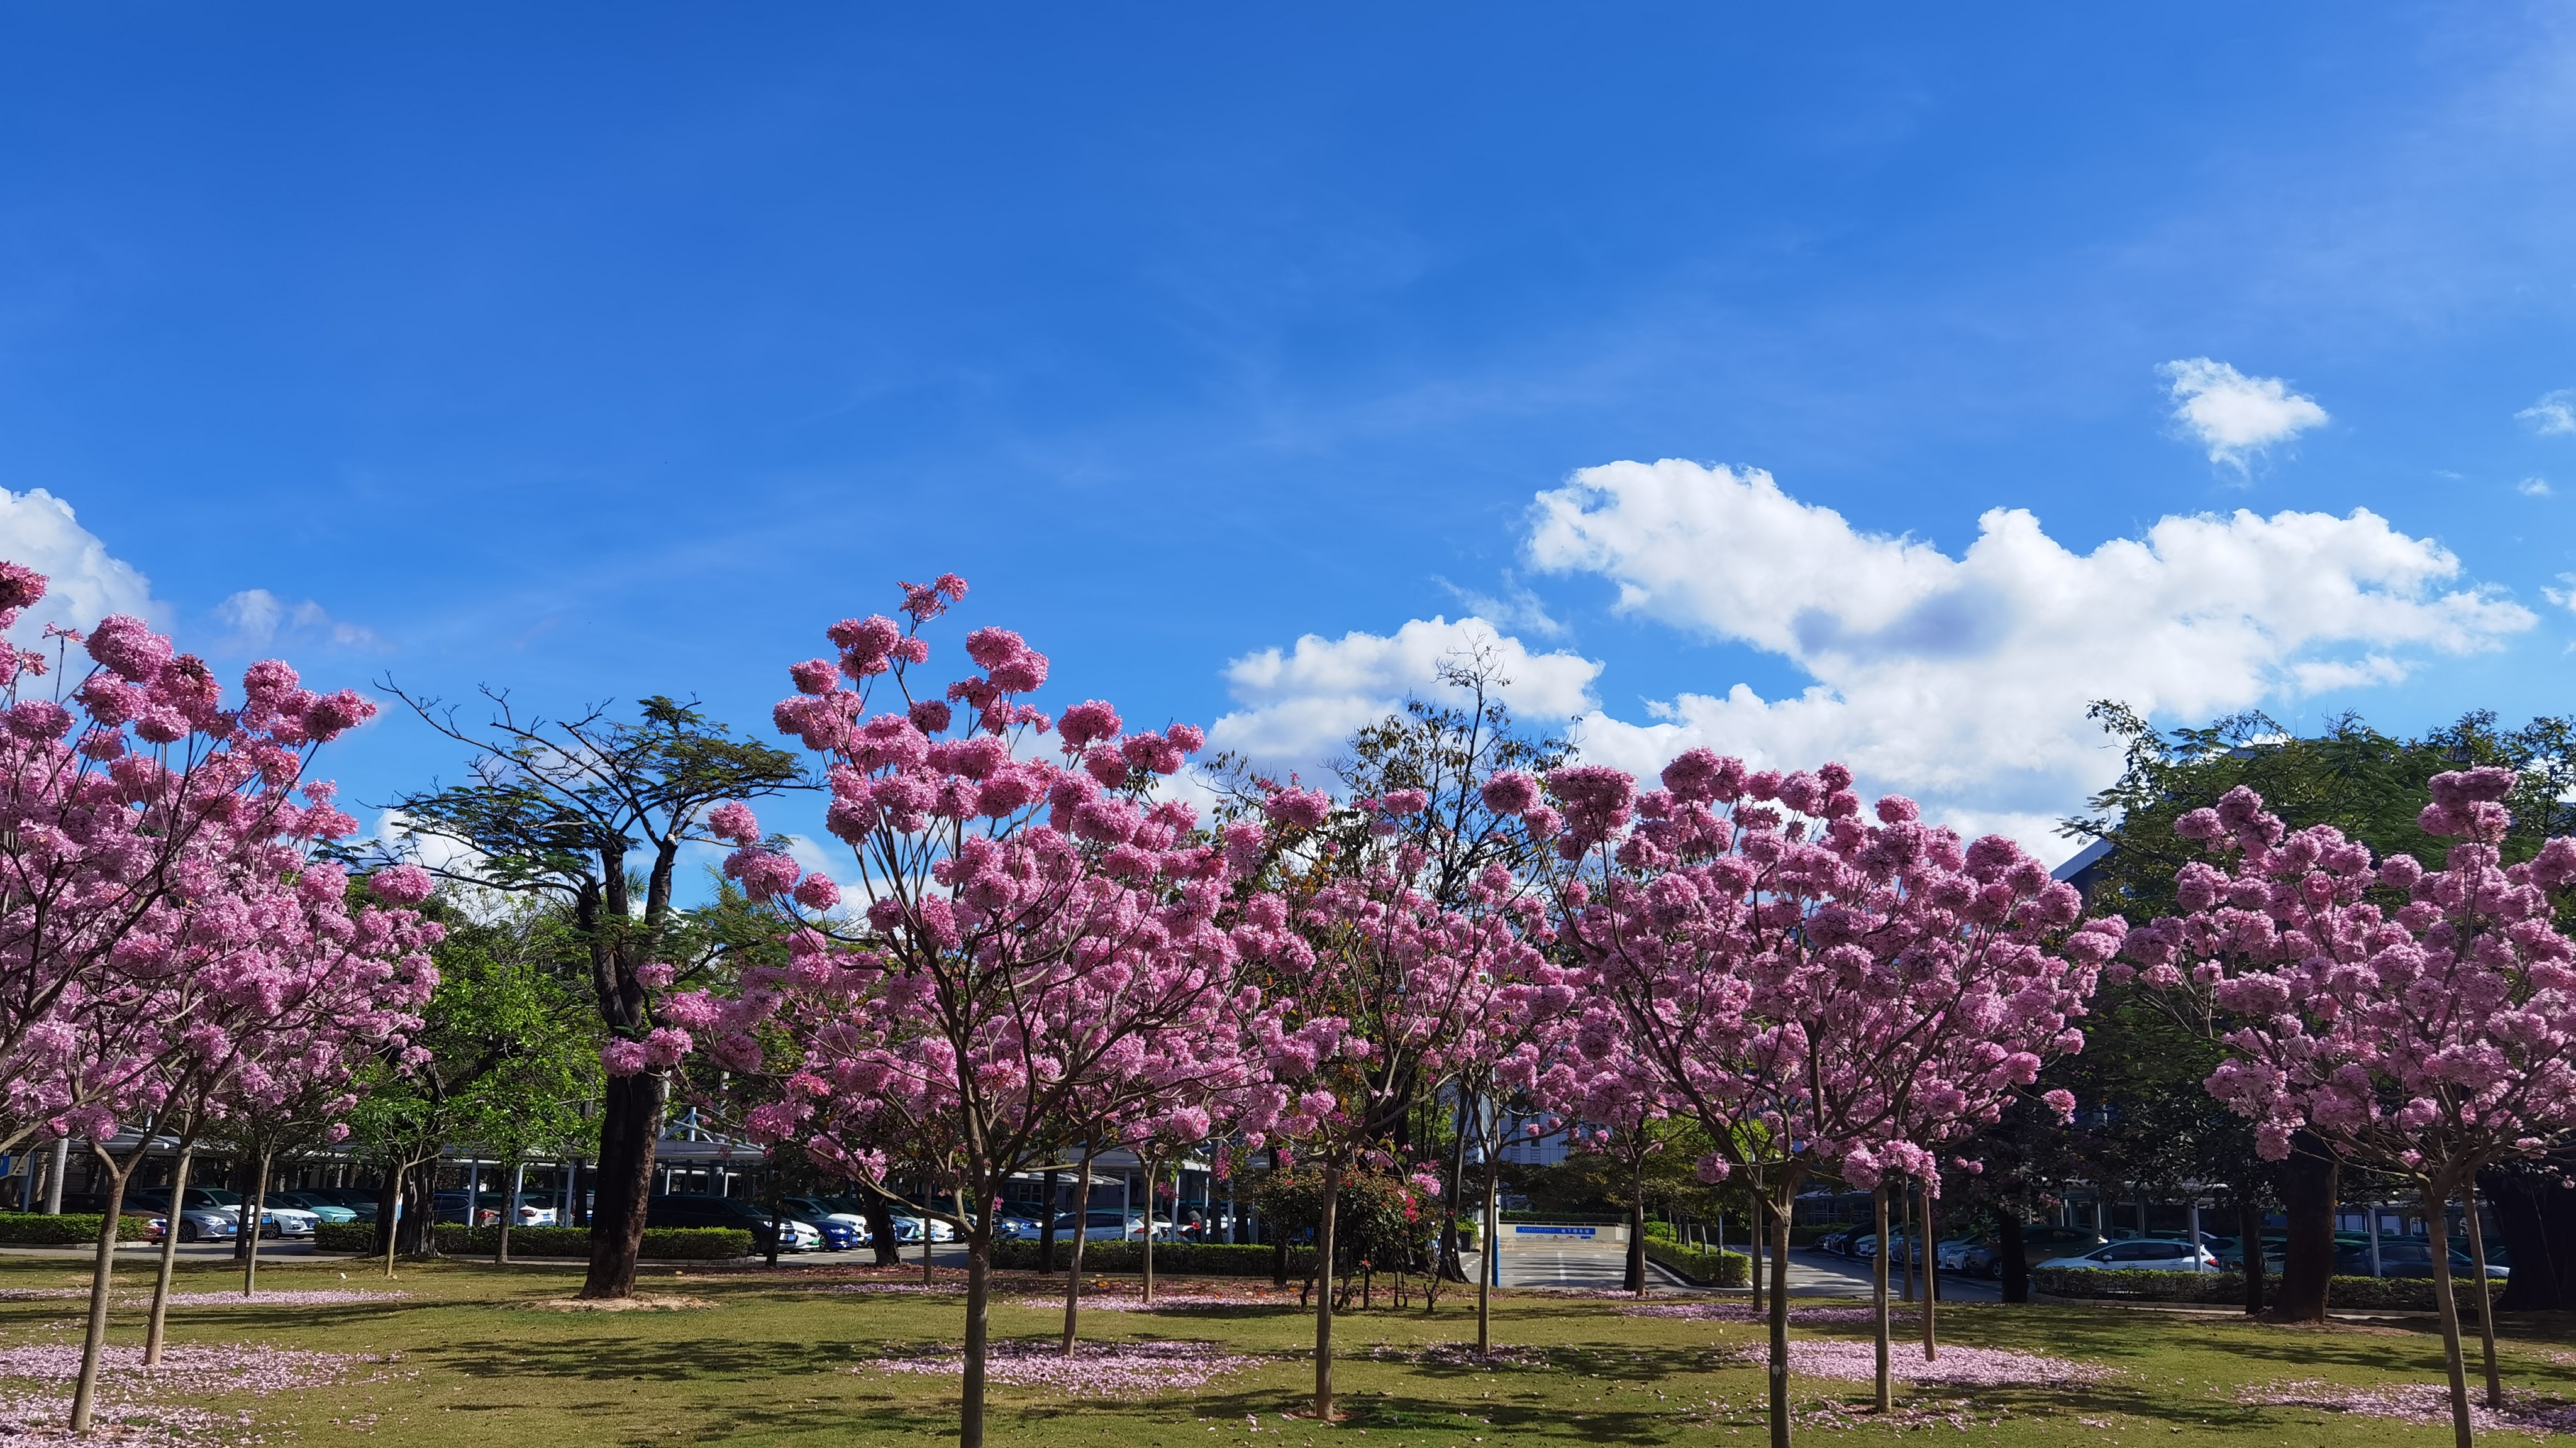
[
  {"left": 2030, "top": 1268, "right": 2463, "bottom": 1312},
  {"left": 1645, "top": 1239, "right": 1751, "bottom": 1287},
  {"left": 991, "top": 1240, "right": 1319, "bottom": 1276},
  {"left": 311, "top": 1224, "right": 754, "bottom": 1260},
  {"left": 0, "top": 1212, "right": 145, "bottom": 1245}
]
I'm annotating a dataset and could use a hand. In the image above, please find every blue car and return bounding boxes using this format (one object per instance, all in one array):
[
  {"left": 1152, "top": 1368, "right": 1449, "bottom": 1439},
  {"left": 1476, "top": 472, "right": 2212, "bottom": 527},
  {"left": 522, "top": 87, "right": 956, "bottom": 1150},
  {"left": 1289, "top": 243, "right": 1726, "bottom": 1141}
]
[{"left": 806, "top": 1217, "right": 861, "bottom": 1252}]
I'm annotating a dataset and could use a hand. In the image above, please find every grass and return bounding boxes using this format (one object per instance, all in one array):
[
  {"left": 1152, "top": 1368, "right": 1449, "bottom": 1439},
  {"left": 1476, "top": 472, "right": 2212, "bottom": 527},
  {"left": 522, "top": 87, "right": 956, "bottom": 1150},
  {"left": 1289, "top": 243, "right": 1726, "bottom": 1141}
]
[{"left": 0, "top": 1251, "right": 2568, "bottom": 1446}]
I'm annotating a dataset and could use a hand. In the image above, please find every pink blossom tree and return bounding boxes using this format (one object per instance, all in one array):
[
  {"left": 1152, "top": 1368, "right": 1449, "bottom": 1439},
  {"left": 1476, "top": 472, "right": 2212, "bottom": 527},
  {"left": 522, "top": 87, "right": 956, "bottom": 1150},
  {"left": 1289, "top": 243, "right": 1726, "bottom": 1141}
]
[
  {"left": 2118, "top": 771, "right": 2576, "bottom": 1448},
  {"left": 674, "top": 577, "right": 1285, "bottom": 1448},
  {"left": 1543, "top": 753, "right": 2111, "bottom": 1448},
  {"left": 1225, "top": 780, "right": 1544, "bottom": 1422}
]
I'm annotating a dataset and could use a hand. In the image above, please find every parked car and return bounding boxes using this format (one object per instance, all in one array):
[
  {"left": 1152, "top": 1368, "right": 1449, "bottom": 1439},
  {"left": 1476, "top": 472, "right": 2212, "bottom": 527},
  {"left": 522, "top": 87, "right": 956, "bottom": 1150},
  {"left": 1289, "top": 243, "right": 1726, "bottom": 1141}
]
[
  {"left": 779, "top": 1195, "right": 872, "bottom": 1241},
  {"left": 1814, "top": 1229, "right": 1858, "bottom": 1256},
  {"left": 993, "top": 1213, "right": 1044, "bottom": 1241},
  {"left": 2035, "top": 1239, "right": 2220, "bottom": 1273},
  {"left": 643, "top": 1194, "right": 817, "bottom": 1252},
  {"left": 433, "top": 1191, "right": 555, "bottom": 1227},
  {"left": 130, "top": 1188, "right": 311, "bottom": 1241},
  {"left": 119, "top": 1190, "right": 243, "bottom": 1244},
  {"left": 1053, "top": 1208, "right": 1140, "bottom": 1242},
  {"left": 1972, "top": 1226, "right": 2107, "bottom": 1278},
  {"left": 2333, "top": 1240, "right": 2507, "bottom": 1279},
  {"left": 267, "top": 1191, "right": 357, "bottom": 1225},
  {"left": 286, "top": 1187, "right": 381, "bottom": 1222},
  {"left": 782, "top": 1212, "right": 860, "bottom": 1252},
  {"left": 1933, "top": 1235, "right": 1985, "bottom": 1271},
  {"left": 1125, "top": 1215, "right": 1177, "bottom": 1241}
]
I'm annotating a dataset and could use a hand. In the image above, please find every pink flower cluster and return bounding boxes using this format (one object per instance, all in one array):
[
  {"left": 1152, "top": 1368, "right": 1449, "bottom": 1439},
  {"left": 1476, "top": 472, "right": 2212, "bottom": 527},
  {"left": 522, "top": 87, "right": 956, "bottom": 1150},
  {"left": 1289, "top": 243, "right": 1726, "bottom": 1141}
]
[{"left": 2123, "top": 775, "right": 2576, "bottom": 1171}]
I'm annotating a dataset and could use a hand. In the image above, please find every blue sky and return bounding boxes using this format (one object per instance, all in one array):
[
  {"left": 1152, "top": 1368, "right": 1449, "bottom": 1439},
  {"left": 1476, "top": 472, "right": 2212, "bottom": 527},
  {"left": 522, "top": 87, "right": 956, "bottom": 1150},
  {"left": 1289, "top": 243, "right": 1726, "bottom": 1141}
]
[{"left": 3, "top": 4, "right": 2572, "bottom": 863}]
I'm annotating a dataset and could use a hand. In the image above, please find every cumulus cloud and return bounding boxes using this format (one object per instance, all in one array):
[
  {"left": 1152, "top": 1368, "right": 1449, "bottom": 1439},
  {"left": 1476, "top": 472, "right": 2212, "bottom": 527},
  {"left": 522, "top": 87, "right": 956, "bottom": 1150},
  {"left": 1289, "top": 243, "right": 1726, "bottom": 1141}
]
[
  {"left": 2518, "top": 389, "right": 2576, "bottom": 436},
  {"left": 213, "top": 589, "right": 384, "bottom": 652},
  {"left": 2521, "top": 477, "right": 2555, "bottom": 497},
  {"left": 0, "top": 488, "right": 164, "bottom": 644},
  {"left": 2545, "top": 575, "right": 2576, "bottom": 615},
  {"left": 2160, "top": 358, "right": 2329, "bottom": 468},
  {"left": 1206, "top": 616, "right": 1602, "bottom": 782},
  {"left": 1521, "top": 459, "right": 2534, "bottom": 855}
]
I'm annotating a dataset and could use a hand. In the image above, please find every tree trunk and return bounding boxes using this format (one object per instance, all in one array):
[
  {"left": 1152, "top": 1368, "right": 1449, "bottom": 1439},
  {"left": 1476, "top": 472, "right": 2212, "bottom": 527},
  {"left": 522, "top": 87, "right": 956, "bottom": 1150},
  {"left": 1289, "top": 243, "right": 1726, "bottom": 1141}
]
[
  {"left": 1748, "top": 1194, "right": 1764, "bottom": 1316},
  {"left": 2462, "top": 1187, "right": 2501, "bottom": 1410},
  {"left": 1898, "top": 1185, "right": 1913, "bottom": 1303},
  {"left": 372, "top": 1161, "right": 403, "bottom": 1264},
  {"left": 70, "top": 1144, "right": 142, "bottom": 1434},
  {"left": 1475, "top": 1159, "right": 1497, "bottom": 1357},
  {"left": 496, "top": 1161, "right": 519, "bottom": 1266},
  {"left": 1919, "top": 1181, "right": 1938, "bottom": 1362},
  {"left": 961, "top": 1219, "right": 992, "bottom": 1448},
  {"left": 243, "top": 1151, "right": 270, "bottom": 1296},
  {"left": 1268, "top": 1147, "right": 1288, "bottom": 1286},
  {"left": 1312, "top": 1157, "right": 1341, "bottom": 1422},
  {"left": 1140, "top": 1156, "right": 1159, "bottom": 1306},
  {"left": 1872, "top": 1186, "right": 1891, "bottom": 1412},
  {"left": 1058, "top": 1148, "right": 1096, "bottom": 1354},
  {"left": 2272, "top": 1133, "right": 2338, "bottom": 1323},
  {"left": 2425, "top": 1185, "right": 2472, "bottom": 1448},
  {"left": 1765, "top": 1181, "right": 1793, "bottom": 1448},
  {"left": 143, "top": 1144, "right": 194, "bottom": 1366},
  {"left": 579, "top": 1069, "right": 667, "bottom": 1300},
  {"left": 1996, "top": 1207, "right": 2028, "bottom": 1305},
  {"left": 1625, "top": 1159, "right": 1646, "bottom": 1296},
  {"left": 2487, "top": 1155, "right": 2570, "bottom": 1312},
  {"left": 2237, "top": 1193, "right": 2266, "bottom": 1315}
]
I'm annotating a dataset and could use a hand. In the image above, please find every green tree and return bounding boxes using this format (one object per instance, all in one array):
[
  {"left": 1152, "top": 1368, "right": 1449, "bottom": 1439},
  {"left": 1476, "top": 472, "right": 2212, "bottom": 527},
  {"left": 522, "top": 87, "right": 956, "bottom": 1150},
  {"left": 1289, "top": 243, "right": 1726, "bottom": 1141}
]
[{"left": 357, "top": 690, "right": 803, "bottom": 1299}]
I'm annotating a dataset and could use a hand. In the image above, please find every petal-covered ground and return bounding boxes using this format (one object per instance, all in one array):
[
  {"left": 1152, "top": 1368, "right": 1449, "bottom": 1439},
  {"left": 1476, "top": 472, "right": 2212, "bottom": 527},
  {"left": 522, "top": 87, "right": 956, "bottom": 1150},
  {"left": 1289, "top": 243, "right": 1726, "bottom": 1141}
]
[
  {"left": 862, "top": 1337, "right": 1266, "bottom": 1395},
  {"left": 2235, "top": 1378, "right": 2576, "bottom": 1434},
  {"left": 1740, "top": 1337, "right": 2116, "bottom": 1386}
]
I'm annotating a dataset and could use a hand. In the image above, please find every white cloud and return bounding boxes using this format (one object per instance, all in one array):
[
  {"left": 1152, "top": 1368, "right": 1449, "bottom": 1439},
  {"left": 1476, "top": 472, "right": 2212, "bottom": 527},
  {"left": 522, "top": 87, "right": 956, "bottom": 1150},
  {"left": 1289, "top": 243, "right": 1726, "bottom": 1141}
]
[
  {"left": 1520, "top": 458, "right": 2534, "bottom": 859},
  {"left": 2521, "top": 477, "right": 2555, "bottom": 497},
  {"left": 2159, "top": 358, "right": 2329, "bottom": 468},
  {"left": 213, "top": 588, "right": 384, "bottom": 651},
  {"left": 1206, "top": 616, "right": 1603, "bottom": 781},
  {"left": 0, "top": 488, "right": 164, "bottom": 646},
  {"left": 1433, "top": 573, "right": 1568, "bottom": 640},
  {"left": 2545, "top": 575, "right": 2576, "bottom": 615},
  {"left": 2518, "top": 389, "right": 2576, "bottom": 436}
]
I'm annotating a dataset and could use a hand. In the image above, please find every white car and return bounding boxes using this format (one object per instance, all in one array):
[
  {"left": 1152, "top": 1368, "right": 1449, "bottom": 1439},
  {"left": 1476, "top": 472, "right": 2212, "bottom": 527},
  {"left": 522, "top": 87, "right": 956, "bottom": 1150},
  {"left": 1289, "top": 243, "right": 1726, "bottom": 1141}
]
[
  {"left": 2036, "top": 1239, "right": 2220, "bottom": 1273},
  {"left": 1053, "top": 1208, "right": 1139, "bottom": 1242}
]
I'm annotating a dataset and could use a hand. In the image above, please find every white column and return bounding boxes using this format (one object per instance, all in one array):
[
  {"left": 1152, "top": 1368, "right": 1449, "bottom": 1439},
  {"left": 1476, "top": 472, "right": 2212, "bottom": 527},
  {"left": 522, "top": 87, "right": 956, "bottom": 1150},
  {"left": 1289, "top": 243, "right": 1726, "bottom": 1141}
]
[
  {"left": 464, "top": 1159, "right": 480, "bottom": 1224},
  {"left": 2188, "top": 1200, "right": 2202, "bottom": 1273},
  {"left": 2368, "top": 1200, "right": 2382, "bottom": 1277}
]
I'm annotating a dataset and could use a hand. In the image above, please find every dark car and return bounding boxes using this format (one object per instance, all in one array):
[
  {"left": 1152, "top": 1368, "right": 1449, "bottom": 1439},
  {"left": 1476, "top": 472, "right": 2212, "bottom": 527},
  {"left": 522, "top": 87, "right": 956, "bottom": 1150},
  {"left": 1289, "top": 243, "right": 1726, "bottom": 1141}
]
[
  {"left": 2333, "top": 1239, "right": 2506, "bottom": 1279},
  {"left": 1814, "top": 1229, "right": 1858, "bottom": 1256},
  {"left": 644, "top": 1194, "right": 810, "bottom": 1253}
]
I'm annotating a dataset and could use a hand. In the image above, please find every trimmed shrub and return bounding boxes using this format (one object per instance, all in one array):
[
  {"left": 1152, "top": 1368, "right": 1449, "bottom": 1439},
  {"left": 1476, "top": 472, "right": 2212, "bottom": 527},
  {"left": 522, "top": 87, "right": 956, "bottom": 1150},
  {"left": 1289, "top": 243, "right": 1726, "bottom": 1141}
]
[
  {"left": 0, "top": 1212, "right": 144, "bottom": 1246},
  {"left": 991, "top": 1240, "right": 1319, "bottom": 1276},
  {"left": 311, "top": 1224, "right": 754, "bottom": 1260},
  {"left": 1645, "top": 1239, "right": 1750, "bottom": 1286}
]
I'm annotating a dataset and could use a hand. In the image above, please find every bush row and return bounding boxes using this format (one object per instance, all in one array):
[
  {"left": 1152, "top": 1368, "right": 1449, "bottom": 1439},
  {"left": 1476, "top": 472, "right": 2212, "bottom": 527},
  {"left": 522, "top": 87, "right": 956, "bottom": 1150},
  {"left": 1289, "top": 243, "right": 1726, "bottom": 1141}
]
[
  {"left": 2029, "top": 1267, "right": 2469, "bottom": 1312},
  {"left": 0, "top": 1212, "right": 145, "bottom": 1245},
  {"left": 989, "top": 1240, "right": 1319, "bottom": 1276},
  {"left": 311, "top": 1224, "right": 753, "bottom": 1259},
  {"left": 1644, "top": 1239, "right": 1752, "bottom": 1287}
]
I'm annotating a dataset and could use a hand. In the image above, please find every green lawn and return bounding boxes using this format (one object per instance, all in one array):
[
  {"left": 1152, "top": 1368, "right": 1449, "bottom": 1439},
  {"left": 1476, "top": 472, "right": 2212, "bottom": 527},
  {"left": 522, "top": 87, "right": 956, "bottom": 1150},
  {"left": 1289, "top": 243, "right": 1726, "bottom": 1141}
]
[{"left": 2, "top": 1254, "right": 2568, "bottom": 1446}]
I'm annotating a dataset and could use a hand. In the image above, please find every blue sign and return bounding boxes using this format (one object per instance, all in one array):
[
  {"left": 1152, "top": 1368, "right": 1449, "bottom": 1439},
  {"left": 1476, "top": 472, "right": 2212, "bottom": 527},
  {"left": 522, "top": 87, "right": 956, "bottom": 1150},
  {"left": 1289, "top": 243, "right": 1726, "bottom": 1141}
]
[{"left": 1513, "top": 1225, "right": 1597, "bottom": 1237}]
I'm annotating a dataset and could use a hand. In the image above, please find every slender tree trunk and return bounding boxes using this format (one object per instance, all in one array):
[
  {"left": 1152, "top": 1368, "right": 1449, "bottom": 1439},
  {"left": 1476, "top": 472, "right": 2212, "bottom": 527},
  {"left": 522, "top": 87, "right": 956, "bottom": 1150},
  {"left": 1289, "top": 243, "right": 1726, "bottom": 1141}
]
[
  {"left": 962, "top": 1220, "right": 992, "bottom": 1448},
  {"left": 1626, "top": 1158, "right": 1646, "bottom": 1296},
  {"left": 2238, "top": 1193, "right": 2266, "bottom": 1316},
  {"left": 1140, "top": 1155, "right": 1158, "bottom": 1306},
  {"left": 1765, "top": 1182, "right": 1793, "bottom": 1448},
  {"left": 1475, "top": 1159, "right": 1497, "bottom": 1357},
  {"left": 1898, "top": 1186, "right": 1913, "bottom": 1303},
  {"left": 2463, "top": 1186, "right": 2501, "bottom": 1410},
  {"left": 579, "top": 1069, "right": 667, "bottom": 1300},
  {"left": 70, "top": 1147, "right": 141, "bottom": 1434},
  {"left": 1872, "top": 1186, "right": 1891, "bottom": 1412},
  {"left": 243, "top": 1152, "right": 271, "bottom": 1296},
  {"left": 1749, "top": 1195, "right": 1764, "bottom": 1315},
  {"left": 1312, "top": 1157, "right": 1341, "bottom": 1422},
  {"left": 143, "top": 1144, "right": 194, "bottom": 1366},
  {"left": 381, "top": 1163, "right": 403, "bottom": 1280},
  {"left": 1919, "top": 1180, "right": 1938, "bottom": 1361},
  {"left": 497, "top": 1161, "right": 519, "bottom": 1266},
  {"left": 1268, "top": 1147, "right": 1287, "bottom": 1286},
  {"left": 865, "top": 1191, "right": 901, "bottom": 1267},
  {"left": 1443, "top": 1093, "right": 1472, "bottom": 1285},
  {"left": 2426, "top": 1186, "right": 2472, "bottom": 1448},
  {"left": 1058, "top": 1148, "right": 1096, "bottom": 1354},
  {"left": 2273, "top": 1135, "right": 2338, "bottom": 1323}
]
